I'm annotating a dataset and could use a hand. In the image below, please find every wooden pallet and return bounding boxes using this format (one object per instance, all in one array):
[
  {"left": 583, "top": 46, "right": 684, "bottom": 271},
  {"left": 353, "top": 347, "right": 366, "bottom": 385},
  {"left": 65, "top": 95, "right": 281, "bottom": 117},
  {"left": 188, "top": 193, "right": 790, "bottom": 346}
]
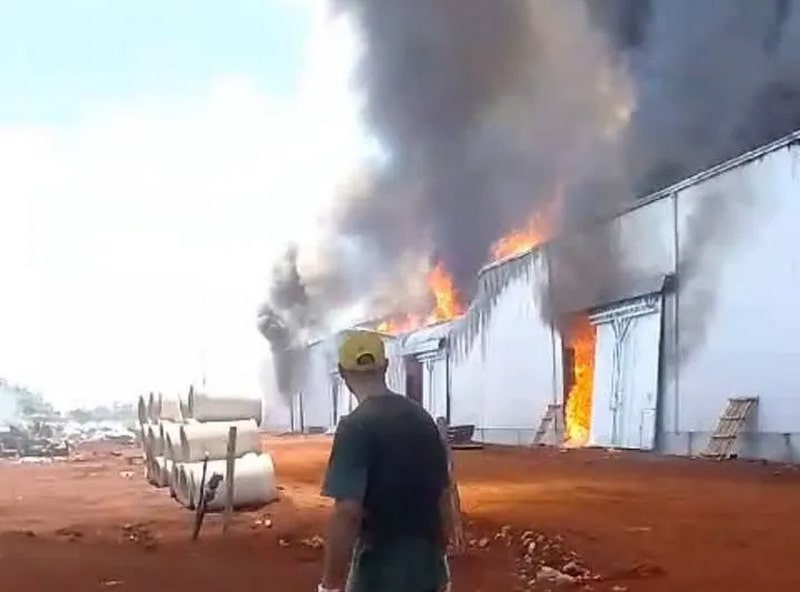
[
  {"left": 701, "top": 397, "right": 758, "bottom": 460},
  {"left": 533, "top": 404, "right": 563, "bottom": 446}
]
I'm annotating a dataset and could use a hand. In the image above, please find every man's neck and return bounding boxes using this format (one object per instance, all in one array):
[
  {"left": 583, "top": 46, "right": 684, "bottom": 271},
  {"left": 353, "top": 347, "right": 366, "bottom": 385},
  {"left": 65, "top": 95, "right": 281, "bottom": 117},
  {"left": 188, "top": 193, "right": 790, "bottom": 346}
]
[{"left": 356, "top": 383, "right": 389, "bottom": 401}]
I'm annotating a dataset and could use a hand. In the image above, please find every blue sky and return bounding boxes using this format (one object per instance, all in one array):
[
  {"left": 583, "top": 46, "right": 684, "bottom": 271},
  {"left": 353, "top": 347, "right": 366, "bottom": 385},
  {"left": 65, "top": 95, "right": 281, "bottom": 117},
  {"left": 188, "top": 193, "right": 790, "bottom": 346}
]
[
  {"left": 0, "top": 1, "right": 367, "bottom": 409},
  {"left": 0, "top": 0, "right": 311, "bottom": 123}
]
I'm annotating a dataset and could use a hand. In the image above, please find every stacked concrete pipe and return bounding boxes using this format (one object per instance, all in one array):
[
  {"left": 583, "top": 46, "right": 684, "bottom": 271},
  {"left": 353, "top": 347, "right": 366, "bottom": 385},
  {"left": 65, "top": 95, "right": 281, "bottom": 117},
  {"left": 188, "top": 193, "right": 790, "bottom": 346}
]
[{"left": 137, "top": 389, "right": 277, "bottom": 513}]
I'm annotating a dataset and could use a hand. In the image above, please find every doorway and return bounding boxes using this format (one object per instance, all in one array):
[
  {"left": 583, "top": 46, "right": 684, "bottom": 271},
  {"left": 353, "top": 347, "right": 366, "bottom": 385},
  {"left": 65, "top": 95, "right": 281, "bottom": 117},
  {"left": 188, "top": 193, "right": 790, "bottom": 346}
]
[
  {"left": 589, "top": 294, "right": 663, "bottom": 450},
  {"left": 562, "top": 315, "right": 597, "bottom": 447},
  {"left": 405, "top": 356, "right": 423, "bottom": 405}
]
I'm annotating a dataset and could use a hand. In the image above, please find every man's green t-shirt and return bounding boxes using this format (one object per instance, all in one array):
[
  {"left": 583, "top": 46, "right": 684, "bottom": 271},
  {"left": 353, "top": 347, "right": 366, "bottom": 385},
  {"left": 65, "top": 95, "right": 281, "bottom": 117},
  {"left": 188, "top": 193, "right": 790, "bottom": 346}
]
[{"left": 321, "top": 393, "right": 450, "bottom": 592}]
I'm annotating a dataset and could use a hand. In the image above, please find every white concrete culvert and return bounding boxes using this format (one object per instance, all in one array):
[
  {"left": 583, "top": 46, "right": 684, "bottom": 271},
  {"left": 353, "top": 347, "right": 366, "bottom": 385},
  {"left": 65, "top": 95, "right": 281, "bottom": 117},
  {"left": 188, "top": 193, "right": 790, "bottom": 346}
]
[
  {"left": 145, "top": 458, "right": 159, "bottom": 486},
  {"left": 185, "top": 391, "right": 262, "bottom": 425},
  {"left": 164, "top": 432, "right": 177, "bottom": 463},
  {"left": 183, "top": 452, "right": 278, "bottom": 512},
  {"left": 163, "top": 458, "right": 174, "bottom": 489},
  {"left": 172, "top": 463, "right": 187, "bottom": 507},
  {"left": 153, "top": 456, "right": 174, "bottom": 488},
  {"left": 174, "top": 463, "right": 195, "bottom": 509},
  {"left": 147, "top": 393, "right": 159, "bottom": 423},
  {"left": 146, "top": 424, "right": 161, "bottom": 457},
  {"left": 137, "top": 395, "right": 148, "bottom": 426},
  {"left": 179, "top": 394, "right": 191, "bottom": 423},
  {"left": 159, "top": 421, "right": 181, "bottom": 462},
  {"left": 178, "top": 419, "right": 260, "bottom": 463},
  {"left": 158, "top": 393, "right": 183, "bottom": 423}
]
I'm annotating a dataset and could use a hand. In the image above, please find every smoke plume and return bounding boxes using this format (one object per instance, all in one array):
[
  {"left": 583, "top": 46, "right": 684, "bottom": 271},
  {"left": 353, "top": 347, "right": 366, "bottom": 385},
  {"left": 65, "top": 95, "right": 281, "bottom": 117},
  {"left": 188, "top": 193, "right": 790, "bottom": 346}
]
[{"left": 260, "top": 0, "right": 800, "bottom": 368}]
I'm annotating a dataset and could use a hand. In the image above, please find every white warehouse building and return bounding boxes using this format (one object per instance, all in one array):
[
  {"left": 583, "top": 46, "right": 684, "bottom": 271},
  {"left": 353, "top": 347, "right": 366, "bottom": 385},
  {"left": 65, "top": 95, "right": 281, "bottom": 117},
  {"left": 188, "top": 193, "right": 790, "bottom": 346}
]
[{"left": 266, "top": 131, "right": 800, "bottom": 463}]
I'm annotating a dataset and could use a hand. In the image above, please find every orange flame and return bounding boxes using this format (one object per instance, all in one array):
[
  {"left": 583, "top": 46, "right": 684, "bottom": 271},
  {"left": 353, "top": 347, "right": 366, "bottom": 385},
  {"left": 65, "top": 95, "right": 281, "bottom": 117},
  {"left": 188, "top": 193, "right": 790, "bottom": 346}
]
[
  {"left": 377, "top": 263, "right": 465, "bottom": 335},
  {"left": 564, "top": 317, "right": 596, "bottom": 447},
  {"left": 489, "top": 186, "right": 561, "bottom": 263},
  {"left": 378, "top": 185, "right": 561, "bottom": 336},
  {"left": 491, "top": 215, "right": 548, "bottom": 261}
]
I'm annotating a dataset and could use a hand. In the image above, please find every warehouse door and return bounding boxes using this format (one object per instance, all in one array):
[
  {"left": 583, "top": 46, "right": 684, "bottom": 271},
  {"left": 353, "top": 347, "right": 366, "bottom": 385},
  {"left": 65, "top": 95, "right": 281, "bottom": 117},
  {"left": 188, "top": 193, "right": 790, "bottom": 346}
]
[{"left": 589, "top": 294, "right": 663, "bottom": 450}]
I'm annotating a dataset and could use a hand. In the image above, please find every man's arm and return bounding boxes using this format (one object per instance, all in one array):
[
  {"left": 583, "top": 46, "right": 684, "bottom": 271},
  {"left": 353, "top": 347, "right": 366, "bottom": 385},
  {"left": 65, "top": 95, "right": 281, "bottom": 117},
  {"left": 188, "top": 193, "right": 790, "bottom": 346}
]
[
  {"left": 319, "top": 418, "right": 369, "bottom": 591},
  {"left": 321, "top": 499, "right": 362, "bottom": 591},
  {"left": 436, "top": 425, "right": 463, "bottom": 553}
]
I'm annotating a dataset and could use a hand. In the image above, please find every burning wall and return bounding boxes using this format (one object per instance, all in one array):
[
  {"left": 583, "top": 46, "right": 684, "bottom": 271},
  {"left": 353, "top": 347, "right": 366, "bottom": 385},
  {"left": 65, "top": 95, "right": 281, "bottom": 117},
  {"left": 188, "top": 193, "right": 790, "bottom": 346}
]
[{"left": 259, "top": 0, "right": 800, "bottom": 393}]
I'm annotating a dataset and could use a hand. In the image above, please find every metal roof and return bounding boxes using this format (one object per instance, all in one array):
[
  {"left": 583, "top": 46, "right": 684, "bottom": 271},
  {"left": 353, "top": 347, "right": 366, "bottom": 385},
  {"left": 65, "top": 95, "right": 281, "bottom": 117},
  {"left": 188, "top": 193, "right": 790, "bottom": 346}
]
[{"left": 395, "top": 318, "right": 462, "bottom": 355}]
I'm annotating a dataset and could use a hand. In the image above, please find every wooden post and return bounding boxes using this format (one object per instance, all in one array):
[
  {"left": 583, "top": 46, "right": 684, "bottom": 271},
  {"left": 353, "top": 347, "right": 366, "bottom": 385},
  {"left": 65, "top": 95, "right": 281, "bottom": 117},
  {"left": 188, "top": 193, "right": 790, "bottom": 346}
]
[
  {"left": 222, "top": 426, "right": 237, "bottom": 535},
  {"left": 191, "top": 454, "right": 210, "bottom": 541}
]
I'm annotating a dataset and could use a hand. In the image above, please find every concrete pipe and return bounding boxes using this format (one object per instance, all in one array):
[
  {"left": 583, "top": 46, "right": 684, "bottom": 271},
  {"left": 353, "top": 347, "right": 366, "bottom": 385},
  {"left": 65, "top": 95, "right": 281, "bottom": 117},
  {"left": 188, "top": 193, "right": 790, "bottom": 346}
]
[
  {"left": 172, "top": 463, "right": 186, "bottom": 506},
  {"left": 174, "top": 463, "right": 196, "bottom": 509},
  {"left": 147, "top": 456, "right": 163, "bottom": 486},
  {"left": 158, "top": 393, "right": 183, "bottom": 423},
  {"left": 185, "top": 452, "right": 278, "bottom": 512},
  {"left": 178, "top": 419, "right": 261, "bottom": 463},
  {"left": 153, "top": 456, "right": 172, "bottom": 488},
  {"left": 148, "top": 393, "right": 160, "bottom": 423},
  {"left": 170, "top": 463, "right": 183, "bottom": 502},
  {"left": 146, "top": 424, "right": 161, "bottom": 457},
  {"left": 164, "top": 432, "right": 177, "bottom": 463},
  {"left": 162, "top": 458, "right": 174, "bottom": 489},
  {"left": 159, "top": 421, "right": 181, "bottom": 461},
  {"left": 186, "top": 391, "right": 262, "bottom": 425},
  {"left": 137, "top": 395, "right": 148, "bottom": 426},
  {"left": 138, "top": 422, "right": 148, "bottom": 457}
]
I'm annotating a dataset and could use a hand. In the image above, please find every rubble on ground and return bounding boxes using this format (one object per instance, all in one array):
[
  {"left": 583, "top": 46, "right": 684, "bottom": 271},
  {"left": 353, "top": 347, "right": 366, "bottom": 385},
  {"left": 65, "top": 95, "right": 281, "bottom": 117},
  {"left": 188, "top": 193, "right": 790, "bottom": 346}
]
[
  {"left": 474, "top": 524, "right": 608, "bottom": 591},
  {"left": 0, "top": 419, "right": 137, "bottom": 461}
]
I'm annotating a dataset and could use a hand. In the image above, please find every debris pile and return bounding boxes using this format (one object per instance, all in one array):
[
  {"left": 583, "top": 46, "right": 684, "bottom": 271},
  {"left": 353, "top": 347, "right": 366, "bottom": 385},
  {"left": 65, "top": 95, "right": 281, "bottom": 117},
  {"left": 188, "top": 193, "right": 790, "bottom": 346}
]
[
  {"left": 137, "top": 389, "right": 279, "bottom": 513},
  {"left": 0, "top": 417, "right": 139, "bottom": 461},
  {"left": 0, "top": 421, "right": 70, "bottom": 460},
  {"left": 512, "top": 529, "right": 598, "bottom": 589},
  {"left": 464, "top": 525, "right": 607, "bottom": 591}
]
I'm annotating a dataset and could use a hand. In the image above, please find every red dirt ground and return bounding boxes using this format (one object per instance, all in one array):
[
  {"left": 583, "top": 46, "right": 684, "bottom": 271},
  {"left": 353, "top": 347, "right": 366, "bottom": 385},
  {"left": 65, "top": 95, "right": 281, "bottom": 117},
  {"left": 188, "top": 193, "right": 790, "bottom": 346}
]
[{"left": 2, "top": 436, "right": 800, "bottom": 591}]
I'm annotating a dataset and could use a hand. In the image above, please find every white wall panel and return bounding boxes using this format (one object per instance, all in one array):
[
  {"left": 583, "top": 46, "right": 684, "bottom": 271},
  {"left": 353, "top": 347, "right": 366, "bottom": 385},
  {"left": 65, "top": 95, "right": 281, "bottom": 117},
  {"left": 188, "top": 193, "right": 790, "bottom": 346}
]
[
  {"left": 385, "top": 337, "right": 407, "bottom": 395},
  {"left": 478, "top": 253, "right": 559, "bottom": 443},
  {"left": 449, "top": 332, "right": 484, "bottom": 428},
  {"left": 422, "top": 356, "right": 448, "bottom": 420},
  {"left": 299, "top": 341, "right": 334, "bottom": 430},
  {"left": 676, "top": 144, "right": 800, "bottom": 438},
  {"left": 617, "top": 197, "right": 676, "bottom": 277}
]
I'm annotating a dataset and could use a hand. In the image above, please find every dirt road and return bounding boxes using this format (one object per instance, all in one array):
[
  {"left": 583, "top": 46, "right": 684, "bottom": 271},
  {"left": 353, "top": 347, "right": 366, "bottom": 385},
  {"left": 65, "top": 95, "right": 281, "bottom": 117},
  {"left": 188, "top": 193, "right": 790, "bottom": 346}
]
[{"left": 2, "top": 436, "right": 799, "bottom": 591}]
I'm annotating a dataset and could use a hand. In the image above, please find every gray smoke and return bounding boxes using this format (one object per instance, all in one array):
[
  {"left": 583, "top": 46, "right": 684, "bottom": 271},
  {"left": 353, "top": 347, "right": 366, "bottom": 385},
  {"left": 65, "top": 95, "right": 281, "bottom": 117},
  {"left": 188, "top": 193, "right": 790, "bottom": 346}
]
[
  {"left": 603, "top": 0, "right": 800, "bottom": 361},
  {"left": 261, "top": 0, "right": 800, "bottom": 365}
]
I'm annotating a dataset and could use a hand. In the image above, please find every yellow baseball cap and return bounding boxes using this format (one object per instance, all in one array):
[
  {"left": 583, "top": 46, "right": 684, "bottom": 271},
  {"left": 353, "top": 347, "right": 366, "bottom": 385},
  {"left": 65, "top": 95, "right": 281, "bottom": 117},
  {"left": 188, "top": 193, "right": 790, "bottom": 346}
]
[{"left": 338, "top": 330, "right": 387, "bottom": 372}]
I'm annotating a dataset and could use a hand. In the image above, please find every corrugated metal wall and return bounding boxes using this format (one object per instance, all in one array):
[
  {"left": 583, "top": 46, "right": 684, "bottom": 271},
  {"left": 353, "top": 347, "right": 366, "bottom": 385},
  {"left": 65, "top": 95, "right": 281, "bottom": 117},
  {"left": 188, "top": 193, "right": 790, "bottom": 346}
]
[
  {"left": 664, "top": 141, "right": 800, "bottom": 461},
  {"left": 449, "top": 251, "right": 560, "bottom": 445},
  {"left": 384, "top": 336, "right": 407, "bottom": 395},
  {"left": 422, "top": 356, "right": 448, "bottom": 420},
  {"left": 299, "top": 341, "right": 334, "bottom": 430}
]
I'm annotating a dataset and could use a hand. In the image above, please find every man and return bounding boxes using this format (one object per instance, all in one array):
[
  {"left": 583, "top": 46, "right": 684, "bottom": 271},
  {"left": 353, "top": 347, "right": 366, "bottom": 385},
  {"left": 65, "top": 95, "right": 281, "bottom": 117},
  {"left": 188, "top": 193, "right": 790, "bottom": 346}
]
[{"left": 318, "top": 330, "right": 456, "bottom": 592}]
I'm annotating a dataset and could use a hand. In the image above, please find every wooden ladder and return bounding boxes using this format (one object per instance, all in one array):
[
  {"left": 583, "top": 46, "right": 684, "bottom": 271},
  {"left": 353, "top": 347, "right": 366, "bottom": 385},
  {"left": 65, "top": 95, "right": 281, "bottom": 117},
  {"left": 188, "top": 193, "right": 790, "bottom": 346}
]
[
  {"left": 533, "top": 404, "right": 563, "bottom": 446},
  {"left": 701, "top": 397, "right": 758, "bottom": 460}
]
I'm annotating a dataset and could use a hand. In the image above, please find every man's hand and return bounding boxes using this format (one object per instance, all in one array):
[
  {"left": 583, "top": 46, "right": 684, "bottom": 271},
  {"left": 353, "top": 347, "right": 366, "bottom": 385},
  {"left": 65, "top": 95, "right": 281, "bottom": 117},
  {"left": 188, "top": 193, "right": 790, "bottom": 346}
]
[
  {"left": 440, "top": 482, "right": 465, "bottom": 556},
  {"left": 449, "top": 515, "right": 465, "bottom": 555}
]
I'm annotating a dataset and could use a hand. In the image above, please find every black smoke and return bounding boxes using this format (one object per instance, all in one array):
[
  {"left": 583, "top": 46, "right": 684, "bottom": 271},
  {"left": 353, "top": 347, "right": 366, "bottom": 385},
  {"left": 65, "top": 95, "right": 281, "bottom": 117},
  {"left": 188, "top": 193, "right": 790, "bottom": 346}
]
[{"left": 260, "top": 0, "right": 800, "bottom": 365}]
